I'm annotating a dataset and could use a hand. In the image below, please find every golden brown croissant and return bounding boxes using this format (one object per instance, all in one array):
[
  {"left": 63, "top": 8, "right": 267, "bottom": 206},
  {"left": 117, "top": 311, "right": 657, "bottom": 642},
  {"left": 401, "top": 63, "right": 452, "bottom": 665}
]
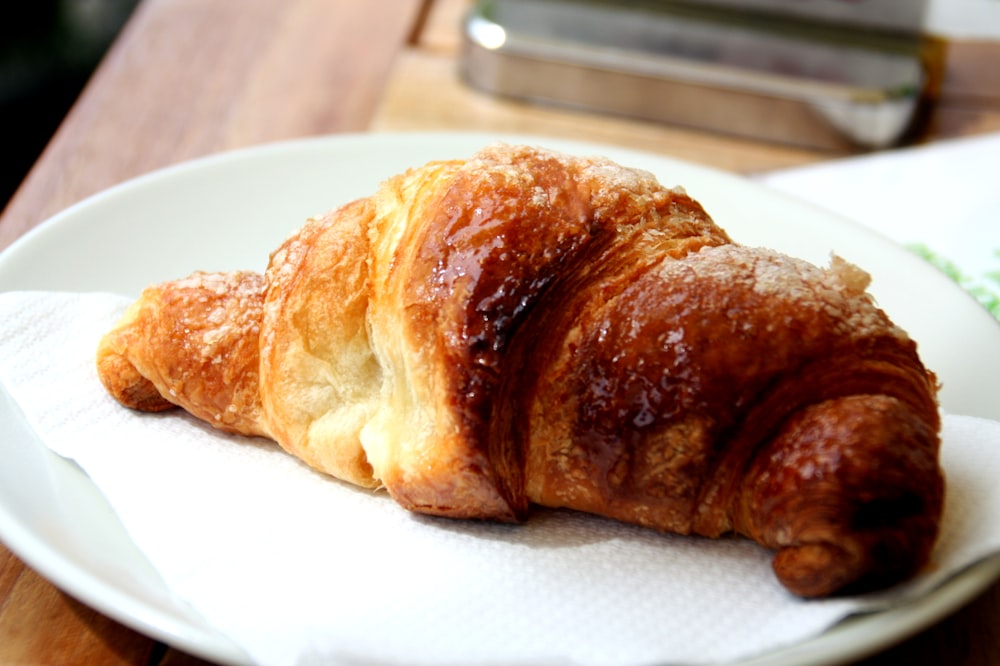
[{"left": 96, "top": 144, "right": 943, "bottom": 597}]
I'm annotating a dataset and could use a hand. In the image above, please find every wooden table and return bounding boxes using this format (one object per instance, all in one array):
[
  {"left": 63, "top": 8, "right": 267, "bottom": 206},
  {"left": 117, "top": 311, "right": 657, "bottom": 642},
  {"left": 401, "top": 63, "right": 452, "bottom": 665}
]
[{"left": 2, "top": 1, "right": 999, "bottom": 663}]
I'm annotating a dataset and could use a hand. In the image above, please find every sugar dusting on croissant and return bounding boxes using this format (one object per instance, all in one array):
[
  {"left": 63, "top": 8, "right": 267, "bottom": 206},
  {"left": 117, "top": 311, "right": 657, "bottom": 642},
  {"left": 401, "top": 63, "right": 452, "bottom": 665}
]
[{"left": 96, "top": 144, "right": 943, "bottom": 597}]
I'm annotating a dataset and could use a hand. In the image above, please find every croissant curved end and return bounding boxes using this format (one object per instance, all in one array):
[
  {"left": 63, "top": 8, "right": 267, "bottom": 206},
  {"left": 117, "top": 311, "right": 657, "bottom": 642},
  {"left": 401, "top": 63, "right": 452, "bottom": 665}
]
[
  {"left": 96, "top": 330, "right": 175, "bottom": 412},
  {"left": 741, "top": 395, "right": 943, "bottom": 597}
]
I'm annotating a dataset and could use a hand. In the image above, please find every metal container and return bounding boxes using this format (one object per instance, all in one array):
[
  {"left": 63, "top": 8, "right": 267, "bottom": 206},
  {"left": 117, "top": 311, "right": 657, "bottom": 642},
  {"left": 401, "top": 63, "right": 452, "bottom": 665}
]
[{"left": 460, "top": 0, "right": 939, "bottom": 150}]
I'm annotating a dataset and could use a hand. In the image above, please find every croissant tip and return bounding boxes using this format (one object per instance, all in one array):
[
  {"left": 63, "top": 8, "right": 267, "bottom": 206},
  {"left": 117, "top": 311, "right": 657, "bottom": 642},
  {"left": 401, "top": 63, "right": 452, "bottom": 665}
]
[
  {"left": 96, "top": 345, "right": 174, "bottom": 413},
  {"left": 772, "top": 534, "right": 933, "bottom": 598}
]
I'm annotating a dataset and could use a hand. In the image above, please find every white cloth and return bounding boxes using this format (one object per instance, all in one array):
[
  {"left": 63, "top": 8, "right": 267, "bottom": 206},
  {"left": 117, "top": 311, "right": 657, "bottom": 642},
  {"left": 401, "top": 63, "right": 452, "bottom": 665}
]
[
  {"left": 926, "top": 0, "right": 1000, "bottom": 39},
  {"left": 2, "top": 290, "right": 1000, "bottom": 666}
]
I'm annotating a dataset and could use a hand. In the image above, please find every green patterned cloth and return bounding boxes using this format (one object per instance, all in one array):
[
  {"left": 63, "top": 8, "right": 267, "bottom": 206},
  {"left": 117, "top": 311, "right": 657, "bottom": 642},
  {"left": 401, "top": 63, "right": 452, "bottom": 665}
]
[{"left": 910, "top": 244, "right": 1000, "bottom": 320}]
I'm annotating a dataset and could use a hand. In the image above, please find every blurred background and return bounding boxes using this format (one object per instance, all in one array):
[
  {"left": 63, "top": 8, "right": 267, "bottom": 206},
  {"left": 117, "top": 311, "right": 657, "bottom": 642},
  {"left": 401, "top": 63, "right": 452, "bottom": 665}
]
[
  {"left": 3, "top": 0, "right": 997, "bottom": 209},
  {"left": 1, "top": 1, "right": 139, "bottom": 206}
]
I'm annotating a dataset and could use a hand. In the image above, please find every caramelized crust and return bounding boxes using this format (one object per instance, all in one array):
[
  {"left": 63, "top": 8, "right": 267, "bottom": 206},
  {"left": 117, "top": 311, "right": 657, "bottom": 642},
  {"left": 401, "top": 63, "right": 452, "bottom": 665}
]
[
  {"left": 96, "top": 143, "right": 943, "bottom": 597},
  {"left": 362, "top": 147, "right": 730, "bottom": 520}
]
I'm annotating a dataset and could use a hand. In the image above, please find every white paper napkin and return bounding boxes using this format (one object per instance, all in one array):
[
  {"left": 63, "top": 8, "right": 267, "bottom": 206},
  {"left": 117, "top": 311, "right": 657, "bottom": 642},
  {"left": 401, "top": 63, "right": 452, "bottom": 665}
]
[
  {"left": 2, "top": 290, "right": 1000, "bottom": 666},
  {"left": 756, "top": 131, "right": 1000, "bottom": 320}
]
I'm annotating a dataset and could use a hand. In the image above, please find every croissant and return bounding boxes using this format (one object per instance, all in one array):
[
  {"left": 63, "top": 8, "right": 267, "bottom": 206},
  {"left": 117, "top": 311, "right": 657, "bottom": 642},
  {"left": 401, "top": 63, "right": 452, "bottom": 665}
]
[{"left": 96, "top": 144, "right": 943, "bottom": 597}]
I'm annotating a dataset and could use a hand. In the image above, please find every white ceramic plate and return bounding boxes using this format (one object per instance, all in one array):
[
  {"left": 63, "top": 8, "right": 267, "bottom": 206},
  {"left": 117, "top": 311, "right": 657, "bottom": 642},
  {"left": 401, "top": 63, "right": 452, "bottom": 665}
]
[{"left": 1, "top": 132, "right": 999, "bottom": 665}]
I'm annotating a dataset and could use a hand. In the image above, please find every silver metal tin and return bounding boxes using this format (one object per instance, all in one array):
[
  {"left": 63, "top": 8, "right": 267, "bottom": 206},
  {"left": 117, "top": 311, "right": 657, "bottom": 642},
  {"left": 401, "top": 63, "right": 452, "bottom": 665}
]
[{"left": 460, "top": 0, "right": 937, "bottom": 150}]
